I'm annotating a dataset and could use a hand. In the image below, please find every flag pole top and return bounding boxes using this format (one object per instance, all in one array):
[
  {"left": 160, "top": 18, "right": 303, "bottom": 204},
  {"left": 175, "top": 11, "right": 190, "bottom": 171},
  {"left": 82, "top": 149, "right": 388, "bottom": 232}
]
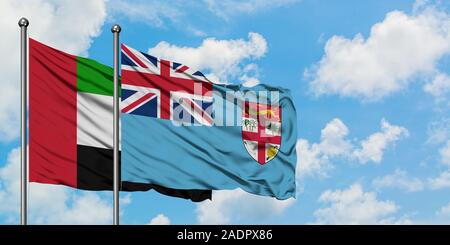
[
  {"left": 18, "top": 17, "right": 29, "bottom": 27},
  {"left": 111, "top": 24, "right": 121, "bottom": 33}
]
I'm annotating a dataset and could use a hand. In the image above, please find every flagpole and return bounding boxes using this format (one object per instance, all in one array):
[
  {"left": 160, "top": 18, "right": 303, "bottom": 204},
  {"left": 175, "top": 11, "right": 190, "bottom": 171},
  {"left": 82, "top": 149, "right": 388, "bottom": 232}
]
[
  {"left": 112, "top": 24, "right": 121, "bottom": 226},
  {"left": 18, "top": 17, "right": 29, "bottom": 226}
]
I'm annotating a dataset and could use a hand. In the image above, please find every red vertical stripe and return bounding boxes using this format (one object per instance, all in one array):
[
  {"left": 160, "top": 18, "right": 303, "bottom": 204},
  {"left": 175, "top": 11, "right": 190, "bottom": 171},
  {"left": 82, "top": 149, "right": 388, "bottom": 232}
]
[
  {"left": 257, "top": 123, "right": 266, "bottom": 164},
  {"left": 29, "top": 38, "right": 77, "bottom": 187},
  {"left": 159, "top": 60, "right": 171, "bottom": 120}
]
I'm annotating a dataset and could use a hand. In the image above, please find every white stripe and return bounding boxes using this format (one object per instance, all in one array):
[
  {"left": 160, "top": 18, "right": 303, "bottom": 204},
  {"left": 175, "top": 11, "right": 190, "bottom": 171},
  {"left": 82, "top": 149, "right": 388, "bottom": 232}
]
[{"left": 77, "top": 92, "right": 115, "bottom": 149}]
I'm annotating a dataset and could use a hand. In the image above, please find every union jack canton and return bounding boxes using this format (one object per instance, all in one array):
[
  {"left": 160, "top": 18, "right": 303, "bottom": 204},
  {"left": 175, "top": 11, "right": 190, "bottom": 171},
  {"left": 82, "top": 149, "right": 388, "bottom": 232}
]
[{"left": 120, "top": 44, "right": 214, "bottom": 126}]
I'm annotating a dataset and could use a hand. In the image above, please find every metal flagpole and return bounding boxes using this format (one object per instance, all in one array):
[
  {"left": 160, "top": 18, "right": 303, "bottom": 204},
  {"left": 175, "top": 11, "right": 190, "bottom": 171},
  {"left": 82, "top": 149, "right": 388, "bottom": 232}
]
[
  {"left": 111, "top": 24, "right": 121, "bottom": 225},
  {"left": 19, "top": 17, "right": 29, "bottom": 226}
]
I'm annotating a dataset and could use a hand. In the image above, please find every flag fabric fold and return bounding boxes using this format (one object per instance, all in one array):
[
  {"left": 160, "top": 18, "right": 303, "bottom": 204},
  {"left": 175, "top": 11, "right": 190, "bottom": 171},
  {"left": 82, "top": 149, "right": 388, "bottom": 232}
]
[{"left": 120, "top": 44, "right": 297, "bottom": 200}]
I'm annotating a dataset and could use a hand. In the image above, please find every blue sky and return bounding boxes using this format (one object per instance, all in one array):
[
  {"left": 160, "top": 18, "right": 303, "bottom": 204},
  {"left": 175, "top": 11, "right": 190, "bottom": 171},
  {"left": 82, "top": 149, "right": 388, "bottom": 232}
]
[{"left": 1, "top": 0, "right": 450, "bottom": 224}]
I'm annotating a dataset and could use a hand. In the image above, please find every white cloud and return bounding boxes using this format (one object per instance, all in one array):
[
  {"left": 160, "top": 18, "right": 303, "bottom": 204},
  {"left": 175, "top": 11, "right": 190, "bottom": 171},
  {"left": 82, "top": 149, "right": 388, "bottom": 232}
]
[
  {"left": 0, "top": 0, "right": 107, "bottom": 141},
  {"left": 297, "top": 118, "right": 408, "bottom": 179},
  {"left": 30, "top": 187, "right": 112, "bottom": 225},
  {"left": 352, "top": 119, "right": 409, "bottom": 164},
  {"left": 372, "top": 169, "right": 424, "bottom": 192},
  {"left": 149, "top": 32, "right": 267, "bottom": 84},
  {"left": 0, "top": 147, "right": 120, "bottom": 224},
  {"left": 424, "top": 73, "right": 450, "bottom": 98},
  {"left": 296, "top": 118, "right": 350, "bottom": 178},
  {"left": 204, "top": 0, "right": 298, "bottom": 20},
  {"left": 296, "top": 139, "right": 330, "bottom": 179},
  {"left": 196, "top": 189, "right": 295, "bottom": 224},
  {"left": 306, "top": 5, "right": 450, "bottom": 101},
  {"left": 148, "top": 214, "right": 171, "bottom": 225},
  {"left": 428, "top": 170, "right": 450, "bottom": 189},
  {"left": 240, "top": 76, "right": 261, "bottom": 87},
  {"left": 313, "top": 183, "right": 410, "bottom": 224},
  {"left": 318, "top": 118, "right": 352, "bottom": 156},
  {"left": 437, "top": 202, "right": 450, "bottom": 217},
  {"left": 439, "top": 140, "right": 450, "bottom": 165}
]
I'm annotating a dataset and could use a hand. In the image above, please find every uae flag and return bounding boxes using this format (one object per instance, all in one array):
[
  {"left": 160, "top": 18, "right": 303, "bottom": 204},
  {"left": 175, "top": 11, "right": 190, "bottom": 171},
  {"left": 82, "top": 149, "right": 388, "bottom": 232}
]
[{"left": 29, "top": 38, "right": 211, "bottom": 202}]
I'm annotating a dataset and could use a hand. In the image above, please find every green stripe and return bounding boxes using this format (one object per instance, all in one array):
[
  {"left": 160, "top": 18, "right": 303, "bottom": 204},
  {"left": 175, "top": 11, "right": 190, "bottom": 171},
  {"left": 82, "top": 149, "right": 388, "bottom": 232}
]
[{"left": 76, "top": 57, "right": 115, "bottom": 96}]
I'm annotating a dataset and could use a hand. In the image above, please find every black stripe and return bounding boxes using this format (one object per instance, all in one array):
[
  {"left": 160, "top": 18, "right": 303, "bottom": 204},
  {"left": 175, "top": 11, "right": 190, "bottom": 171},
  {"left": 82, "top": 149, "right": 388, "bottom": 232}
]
[
  {"left": 77, "top": 145, "right": 211, "bottom": 202},
  {"left": 121, "top": 181, "right": 212, "bottom": 202}
]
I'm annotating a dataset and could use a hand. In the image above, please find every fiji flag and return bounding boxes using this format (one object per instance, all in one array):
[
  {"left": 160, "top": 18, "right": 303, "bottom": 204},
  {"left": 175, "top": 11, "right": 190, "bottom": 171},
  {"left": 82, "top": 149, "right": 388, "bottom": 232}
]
[{"left": 120, "top": 44, "right": 297, "bottom": 200}]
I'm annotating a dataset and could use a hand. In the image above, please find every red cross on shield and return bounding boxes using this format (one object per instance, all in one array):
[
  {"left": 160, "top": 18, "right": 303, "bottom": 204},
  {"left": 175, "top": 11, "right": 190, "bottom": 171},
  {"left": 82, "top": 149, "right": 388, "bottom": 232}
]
[{"left": 242, "top": 101, "right": 282, "bottom": 165}]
